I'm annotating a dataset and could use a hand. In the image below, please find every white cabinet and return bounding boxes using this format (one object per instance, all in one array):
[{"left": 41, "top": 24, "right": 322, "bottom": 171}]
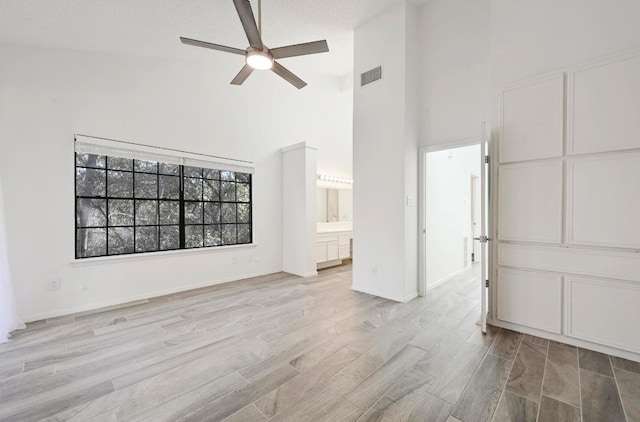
[
  {"left": 338, "top": 232, "right": 351, "bottom": 259},
  {"left": 316, "top": 230, "right": 352, "bottom": 268},
  {"left": 316, "top": 243, "right": 328, "bottom": 263},
  {"left": 497, "top": 268, "right": 562, "bottom": 334}
]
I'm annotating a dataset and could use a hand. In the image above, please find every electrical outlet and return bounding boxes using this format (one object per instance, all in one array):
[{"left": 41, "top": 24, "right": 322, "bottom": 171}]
[
  {"left": 371, "top": 266, "right": 377, "bottom": 276},
  {"left": 47, "top": 278, "right": 61, "bottom": 292},
  {"left": 247, "top": 255, "right": 254, "bottom": 263}
]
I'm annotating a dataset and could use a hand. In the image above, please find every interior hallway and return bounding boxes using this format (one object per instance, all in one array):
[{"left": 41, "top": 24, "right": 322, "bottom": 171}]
[{"left": 0, "top": 264, "right": 638, "bottom": 422}]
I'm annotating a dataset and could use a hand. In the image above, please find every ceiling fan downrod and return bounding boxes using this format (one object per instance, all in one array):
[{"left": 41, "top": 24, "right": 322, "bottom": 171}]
[{"left": 258, "top": 0, "right": 262, "bottom": 36}]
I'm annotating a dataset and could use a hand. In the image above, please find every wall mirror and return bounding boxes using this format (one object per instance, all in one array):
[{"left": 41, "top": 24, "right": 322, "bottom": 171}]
[{"left": 317, "top": 187, "right": 353, "bottom": 222}]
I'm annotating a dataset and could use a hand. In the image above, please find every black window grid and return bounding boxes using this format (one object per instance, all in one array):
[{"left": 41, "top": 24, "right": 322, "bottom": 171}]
[{"left": 75, "top": 153, "right": 252, "bottom": 259}]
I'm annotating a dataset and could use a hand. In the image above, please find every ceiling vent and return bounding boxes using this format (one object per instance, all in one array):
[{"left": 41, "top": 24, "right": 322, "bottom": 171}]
[{"left": 360, "top": 66, "right": 382, "bottom": 87}]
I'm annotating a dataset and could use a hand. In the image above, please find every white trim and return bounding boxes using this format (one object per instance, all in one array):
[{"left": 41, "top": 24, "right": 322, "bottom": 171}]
[
  {"left": 496, "top": 159, "right": 564, "bottom": 244},
  {"left": 496, "top": 267, "right": 563, "bottom": 334},
  {"left": 565, "top": 276, "right": 640, "bottom": 354},
  {"left": 316, "top": 259, "right": 344, "bottom": 270},
  {"left": 351, "top": 285, "right": 406, "bottom": 303},
  {"left": 566, "top": 151, "right": 640, "bottom": 249},
  {"left": 70, "top": 243, "right": 258, "bottom": 266},
  {"left": 427, "top": 268, "right": 465, "bottom": 290},
  {"left": 418, "top": 146, "right": 427, "bottom": 297},
  {"left": 497, "top": 243, "right": 640, "bottom": 282},
  {"left": 497, "top": 72, "right": 565, "bottom": 164},
  {"left": 21, "top": 268, "right": 281, "bottom": 323},
  {"left": 487, "top": 319, "right": 640, "bottom": 363},
  {"left": 280, "top": 142, "right": 318, "bottom": 153},
  {"left": 567, "top": 46, "right": 640, "bottom": 156},
  {"left": 424, "top": 137, "right": 481, "bottom": 152},
  {"left": 75, "top": 134, "right": 254, "bottom": 174},
  {"left": 419, "top": 140, "right": 482, "bottom": 298},
  {"left": 404, "top": 291, "right": 419, "bottom": 302},
  {"left": 489, "top": 121, "right": 498, "bottom": 322}
]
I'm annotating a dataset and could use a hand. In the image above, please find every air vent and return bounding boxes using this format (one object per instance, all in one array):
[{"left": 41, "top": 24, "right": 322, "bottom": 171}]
[{"left": 360, "top": 66, "right": 382, "bottom": 87}]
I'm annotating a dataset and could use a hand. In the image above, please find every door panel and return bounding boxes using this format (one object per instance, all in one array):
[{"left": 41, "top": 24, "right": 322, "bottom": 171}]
[
  {"left": 495, "top": 49, "right": 640, "bottom": 356},
  {"left": 567, "top": 277, "right": 640, "bottom": 353},
  {"left": 568, "top": 52, "right": 640, "bottom": 155},
  {"left": 567, "top": 152, "right": 640, "bottom": 249},
  {"left": 499, "top": 73, "right": 564, "bottom": 163},
  {"left": 497, "top": 268, "right": 562, "bottom": 334},
  {"left": 498, "top": 160, "right": 563, "bottom": 244}
]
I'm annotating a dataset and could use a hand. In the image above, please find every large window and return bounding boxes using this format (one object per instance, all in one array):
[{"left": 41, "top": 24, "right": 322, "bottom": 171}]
[{"left": 75, "top": 153, "right": 252, "bottom": 259}]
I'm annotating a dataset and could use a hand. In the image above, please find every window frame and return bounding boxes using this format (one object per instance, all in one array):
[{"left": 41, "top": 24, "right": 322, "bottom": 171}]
[{"left": 74, "top": 152, "right": 253, "bottom": 259}]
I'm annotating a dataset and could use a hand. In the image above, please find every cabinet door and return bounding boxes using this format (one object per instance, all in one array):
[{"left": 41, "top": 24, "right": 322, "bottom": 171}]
[
  {"left": 316, "top": 243, "right": 328, "bottom": 263},
  {"left": 327, "top": 241, "right": 339, "bottom": 261},
  {"left": 339, "top": 233, "right": 351, "bottom": 246}
]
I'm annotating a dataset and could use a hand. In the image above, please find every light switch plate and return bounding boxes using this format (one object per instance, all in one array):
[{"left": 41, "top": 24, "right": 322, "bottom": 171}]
[{"left": 406, "top": 196, "right": 416, "bottom": 207}]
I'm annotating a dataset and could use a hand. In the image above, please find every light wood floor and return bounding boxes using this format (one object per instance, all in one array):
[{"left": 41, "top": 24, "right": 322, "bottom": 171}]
[{"left": 1, "top": 263, "right": 639, "bottom": 422}]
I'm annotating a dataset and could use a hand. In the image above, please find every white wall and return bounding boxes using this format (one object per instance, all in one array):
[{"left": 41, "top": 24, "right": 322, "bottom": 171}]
[
  {"left": 426, "top": 144, "right": 480, "bottom": 287},
  {"left": 418, "top": 0, "right": 490, "bottom": 147},
  {"left": 491, "top": 0, "right": 640, "bottom": 88},
  {"left": 353, "top": 2, "right": 419, "bottom": 303},
  {"left": 417, "top": 0, "right": 640, "bottom": 147},
  {"left": 0, "top": 43, "right": 352, "bottom": 321}
]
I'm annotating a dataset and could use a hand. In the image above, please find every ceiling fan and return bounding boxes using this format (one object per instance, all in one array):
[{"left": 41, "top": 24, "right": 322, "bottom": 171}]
[{"left": 180, "top": 0, "right": 329, "bottom": 89}]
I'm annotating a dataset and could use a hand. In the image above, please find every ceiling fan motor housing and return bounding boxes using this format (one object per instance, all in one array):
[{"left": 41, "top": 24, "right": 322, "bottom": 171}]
[{"left": 246, "top": 48, "right": 274, "bottom": 70}]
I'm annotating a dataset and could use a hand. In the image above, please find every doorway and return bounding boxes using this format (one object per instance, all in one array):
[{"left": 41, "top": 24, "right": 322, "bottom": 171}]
[
  {"left": 419, "top": 138, "right": 491, "bottom": 333},
  {"left": 423, "top": 143, "right": 481, "bottom": 290},
  {"left": 470, "top": 174, "right": 481, "bottom": 263}
]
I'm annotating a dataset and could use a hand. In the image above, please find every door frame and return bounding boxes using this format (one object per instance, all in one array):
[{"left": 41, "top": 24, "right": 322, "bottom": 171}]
[{"left": 418, "top": 137, "right": 484, "bottom": 297}]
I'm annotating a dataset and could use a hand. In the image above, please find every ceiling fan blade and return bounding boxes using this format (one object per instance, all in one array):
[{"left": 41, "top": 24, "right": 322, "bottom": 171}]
[
  {"left": 231, "top": 64, "right": 254, "bottom": 85},
  {"left": 232, "top": 0, "right": 263, "bottom": 50},
  {"left": 180, "top": 37, "right": 246, "bottom": 55},
  {"left": 270, "top": 40, "right": 329, "bottom": 59},
  {"left": 272, "top": 61, "right": 307, "bottom": 89}
]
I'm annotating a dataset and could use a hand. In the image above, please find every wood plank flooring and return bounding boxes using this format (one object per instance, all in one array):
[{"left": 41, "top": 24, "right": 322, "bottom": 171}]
[{"left": 0, "top": 263, "right": 639, "bottom": 422}]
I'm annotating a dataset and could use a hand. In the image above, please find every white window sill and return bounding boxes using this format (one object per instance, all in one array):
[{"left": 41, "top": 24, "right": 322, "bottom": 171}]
[{"left": 70, "top": 243, "right": 258, "bottom": 266}]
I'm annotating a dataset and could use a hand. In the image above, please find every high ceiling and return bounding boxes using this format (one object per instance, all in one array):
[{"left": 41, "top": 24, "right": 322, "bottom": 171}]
[{"left": 0, "top": 0, "right": 429, "bottom": 78}]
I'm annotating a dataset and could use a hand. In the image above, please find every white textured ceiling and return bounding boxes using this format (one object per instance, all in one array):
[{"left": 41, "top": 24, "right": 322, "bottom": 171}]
[{"left": 0, "top": 0, "right": 429, "bottom": 77}]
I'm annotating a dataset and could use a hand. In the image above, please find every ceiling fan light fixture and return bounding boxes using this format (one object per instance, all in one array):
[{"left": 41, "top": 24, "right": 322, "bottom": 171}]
[
  {"left": 246, "top": 50, "right": 274, "bottom": 70},
  {"left": 181, "top": 0, "right": 328, "bottom": 88}
]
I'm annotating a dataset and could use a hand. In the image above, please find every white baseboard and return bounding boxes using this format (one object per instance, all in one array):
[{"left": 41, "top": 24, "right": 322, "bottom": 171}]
[
  {"left": 281, "top": 267, "right": 318, "bottom": 278},
  {"left": 281, "top": 270, "right": 318, "bottom": 278},
  {"left": 404, "top": 291, "right": 419, "bottom": 302},
  {"left": 351, "top": 286, "right": 418, "bottom": 303},
  {"left": 21, "top": 268, "right": 282, "bottom": 323},
  {"left": 350, "top": 284, "right": 406, "bottom": 303},
  {"left": 316, "top": 259, "right": 343, "bottom": 270},
  {"left": 428, "top": 268, "right": 465, "bottom": 290},
  {"left": 488, "top": 319, "right": 640, "bottom": 363}
]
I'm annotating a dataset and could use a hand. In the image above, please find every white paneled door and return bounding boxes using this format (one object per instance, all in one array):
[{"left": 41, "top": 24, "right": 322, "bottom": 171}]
[{"left": 494, "top": 48, "right": 640, "bottom": 360}]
